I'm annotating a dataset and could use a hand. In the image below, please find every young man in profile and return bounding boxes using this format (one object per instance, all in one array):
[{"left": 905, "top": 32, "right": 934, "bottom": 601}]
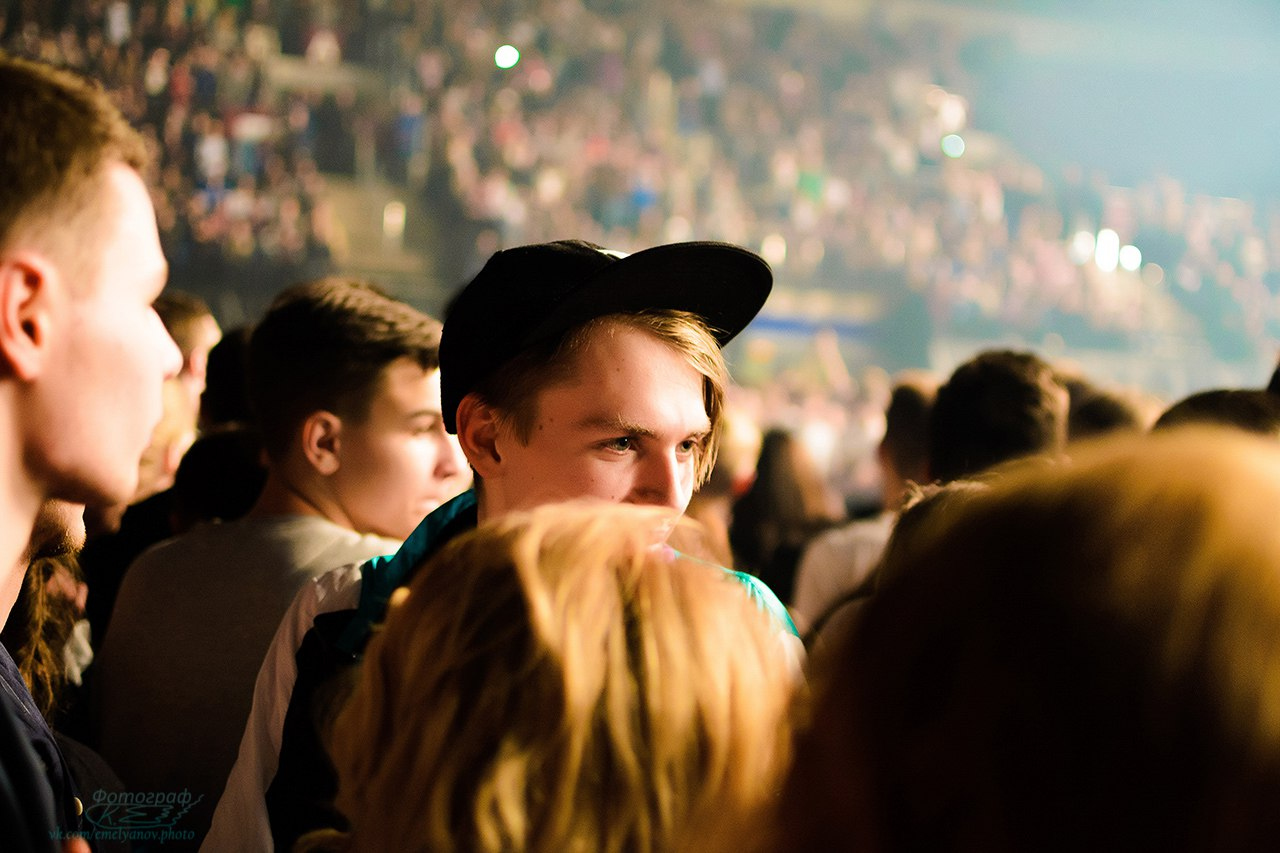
[
  {"left": 0, "top": 53, "right": 183, "bottom": 850},
  {"left": 204, "top": 239, "right": 790, "bottom": 852},
  {"left": 95, "top": 278, "right": 465, "bottom": 846}
]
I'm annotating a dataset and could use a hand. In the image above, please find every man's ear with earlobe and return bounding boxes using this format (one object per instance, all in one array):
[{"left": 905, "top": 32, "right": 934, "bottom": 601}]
[
  {"left": 455, "top": 394, "right": 503, "bottom": 480},
  {"left": 300, "top": 411, "right": 343, "bottom": 476},
  {"left": 0, "top": 252, "right": 58, "bottom": 382}
]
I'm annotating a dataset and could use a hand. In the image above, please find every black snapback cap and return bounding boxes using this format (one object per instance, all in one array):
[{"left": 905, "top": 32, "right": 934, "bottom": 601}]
[{"left": 439, "top": 239, "right": 772, "bottom": 433}]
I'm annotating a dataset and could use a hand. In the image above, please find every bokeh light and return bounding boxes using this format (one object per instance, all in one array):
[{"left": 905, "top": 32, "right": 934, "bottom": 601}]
[
  {"left": 1095, "top": 228, "right": 1120, "bottom": 272},
  {"left": 1118, "top": 244, "right": 1142, "bottom": 272},
  {"left": 1069, "top": 230, "right": 1096, "bottom": 265},
  {"left": 941, "top": 133, "right": 966, "bottom": 158},
  {"left": 761, "top": 233, "right": 787, "bottom": 266},
  {"left": 494, "top": 44, "right": 520, "bottom": 69}
]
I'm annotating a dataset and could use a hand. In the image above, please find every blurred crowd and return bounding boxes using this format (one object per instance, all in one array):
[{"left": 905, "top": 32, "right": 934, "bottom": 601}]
[
  {"left": 6, "top": 0, "right": 1280, "bottom": 368},
  {"left": 1, "top": 0, "right": 343, "bottom": 323},
  {"left": 347, "top": 0, "right": 1280, "bottom": 367}
]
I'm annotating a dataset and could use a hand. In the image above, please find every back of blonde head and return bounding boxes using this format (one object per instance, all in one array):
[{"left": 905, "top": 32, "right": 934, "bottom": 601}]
[{"left": 329, "top": 501, "right": 795, "bottom": 853}]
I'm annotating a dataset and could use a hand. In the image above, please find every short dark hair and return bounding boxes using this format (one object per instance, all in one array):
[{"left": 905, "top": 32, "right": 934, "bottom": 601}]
[
  {"left": 1067, "top": 384, "right": 1146, "bottom": 441},
  {"left": 0, "top": 53, "right": 147, "bottom": 278},
  {"left": 200, "top": 326, "right": 255, "bottom": 430},
  {"left": 882, "top": 379, "right": 936, "bottom": 483},
  {"left": 929, "top": 349, "right": 1066, "bottom": 483},
  {"left": 248, "top": 278, "right": 442, "bottom": 459},
  {"left": 1153, "top": 388, "right": 1280, "bottom": 437}
]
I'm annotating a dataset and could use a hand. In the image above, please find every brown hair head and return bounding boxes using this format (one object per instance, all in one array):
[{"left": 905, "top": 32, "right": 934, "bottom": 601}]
[
  {"left": 0, "top": 53, "right": 148, "bottom": 281},
  {"left": 248, "top": 278, "right": 442, "bottom": 459}
]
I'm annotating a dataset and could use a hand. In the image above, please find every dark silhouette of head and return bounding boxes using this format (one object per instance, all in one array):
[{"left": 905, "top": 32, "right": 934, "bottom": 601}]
[{"left": 928, "top": 349, "right": 1067, "bottom": 483}]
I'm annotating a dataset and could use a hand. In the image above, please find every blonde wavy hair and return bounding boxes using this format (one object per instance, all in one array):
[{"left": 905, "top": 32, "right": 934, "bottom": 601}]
[{"left": 327, "top": 501, "right": 796, "bottom": 853}]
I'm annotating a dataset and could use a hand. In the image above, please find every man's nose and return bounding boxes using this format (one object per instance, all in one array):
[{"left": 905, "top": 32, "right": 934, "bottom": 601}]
[
  {"left": 437, "top": 434, "right": 465, "bottom": 479},
  {"left": 629, "top": 450, "right": 688, "bottom": 512}
]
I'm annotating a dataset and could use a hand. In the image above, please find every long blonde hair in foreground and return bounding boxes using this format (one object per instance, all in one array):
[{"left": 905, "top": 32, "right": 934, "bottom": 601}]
[{"left": 328, "top": 501, "right": 796, "bottom": 853}]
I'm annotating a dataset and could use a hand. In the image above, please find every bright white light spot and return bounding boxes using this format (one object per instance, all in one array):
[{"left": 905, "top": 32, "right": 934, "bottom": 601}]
[
  {"left": 1095, "top": 228, "right": 1120, "bottom": 272},
  {"left": 1118, "top": 244, "right": 1142, "bottom": 272},
  {"left": 1069, "top": 230, "right": 1096, "bottom": 265},
  {"left": 941, "top": 133, "right": 965, "bottom": 158},
  {"left": 761, "top": 233, "right": 787, "bottom": 266},
  {"left": 494, "top": 44, "right": 520, "bottom": 69}
]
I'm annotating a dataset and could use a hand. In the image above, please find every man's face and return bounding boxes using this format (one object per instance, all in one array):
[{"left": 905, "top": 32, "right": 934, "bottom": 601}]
[
  {"left": 37, "top": 163, "right": 182, "bottom": 506},
  {"left": 330, "top": 360, "right": 466, "bottom": 541},
  {"left": 486, "top": 322, "right": 710, "bottom": 516}
]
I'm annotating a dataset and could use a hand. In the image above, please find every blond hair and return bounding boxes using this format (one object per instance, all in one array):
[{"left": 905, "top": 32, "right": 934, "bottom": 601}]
[{"left": 328, "top": 501, "right": 795, "bottom": 853}]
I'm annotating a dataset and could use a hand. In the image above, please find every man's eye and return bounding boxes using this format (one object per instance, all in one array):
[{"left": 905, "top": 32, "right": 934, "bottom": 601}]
[
  {"left": 411, "top": 418, "right": 443, "bottom": 436},
  {"left": 677, "top": 439, "right": 700, "bottom": 454},
  {"left": 604, "top": 437, "right": 633, "bottom": 452}
]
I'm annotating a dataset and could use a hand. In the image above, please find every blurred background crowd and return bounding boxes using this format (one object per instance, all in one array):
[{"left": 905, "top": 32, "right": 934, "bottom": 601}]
[
  {"left": 3, "top": 0, "right": 1279, "bottom": 541},
  {"left": 6, "top": 0, "right": 1279, "bottom": 525}
]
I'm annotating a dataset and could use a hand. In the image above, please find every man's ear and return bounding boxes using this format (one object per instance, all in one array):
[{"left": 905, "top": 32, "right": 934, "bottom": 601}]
[
  {"left": 301, "top": 411, "right": 343, "bottom": 476},
  {"left": 0, "top": 252, "right": 58, "bottom": 381},
  {"left": 455, "top": 394, "right": 503, "bottom": 479}
]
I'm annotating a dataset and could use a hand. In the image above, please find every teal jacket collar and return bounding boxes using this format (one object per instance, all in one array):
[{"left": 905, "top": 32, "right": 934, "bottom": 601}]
[{"left": 336, "top": 489, "right": 479, "bottom": 655}]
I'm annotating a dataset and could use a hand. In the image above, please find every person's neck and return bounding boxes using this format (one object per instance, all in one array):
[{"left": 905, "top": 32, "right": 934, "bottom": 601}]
[
  {"left": 474, "top": 485, "right": 495, "bottom": 526},
  {"left": 248, "top": 469, "right": 349, "bottom": 530}
]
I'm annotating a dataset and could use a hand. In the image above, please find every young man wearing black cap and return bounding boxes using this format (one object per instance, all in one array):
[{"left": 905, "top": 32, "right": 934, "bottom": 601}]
[{"left": 203, "top": 240, "right": 791, "bottom": 852}]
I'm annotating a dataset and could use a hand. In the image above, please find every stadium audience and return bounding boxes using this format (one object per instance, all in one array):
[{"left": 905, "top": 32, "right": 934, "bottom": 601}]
[
  {"left": 7, "top": 0, "right": 1280, "bottom": 382},
  {"left": 11, "top": 5, "right": 1280, "bottom": 853}
]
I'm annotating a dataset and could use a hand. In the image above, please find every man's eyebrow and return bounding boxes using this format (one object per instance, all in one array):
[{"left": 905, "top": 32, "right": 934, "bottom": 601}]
[
  {"left": 574, "top": 414, "right": 710, "bottom": 439},
  {"left": 575, "top": 415, "right": 656, "bottom": 436}
]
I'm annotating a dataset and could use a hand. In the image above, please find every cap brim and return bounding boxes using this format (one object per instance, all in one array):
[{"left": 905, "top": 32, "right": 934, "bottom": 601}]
[{"left": 519, "top": 241, "right": 772, "bottom": 348}]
